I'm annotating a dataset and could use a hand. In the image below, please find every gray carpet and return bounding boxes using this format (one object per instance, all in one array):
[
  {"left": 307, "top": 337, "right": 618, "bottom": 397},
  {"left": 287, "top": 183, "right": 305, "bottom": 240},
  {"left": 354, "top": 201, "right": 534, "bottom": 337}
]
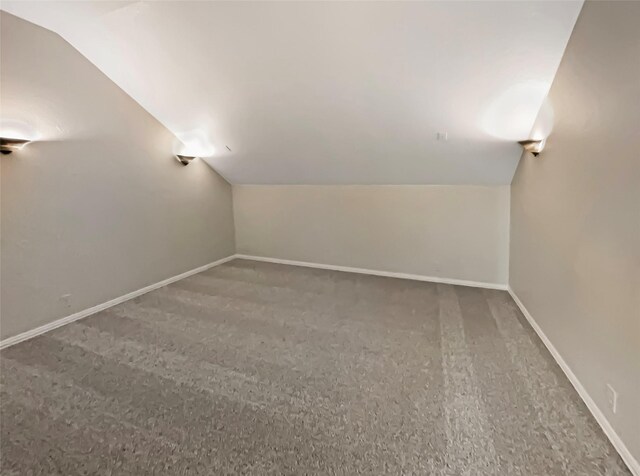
[{"left": 0, "top": 259, "right": 630, "bottom": 475}]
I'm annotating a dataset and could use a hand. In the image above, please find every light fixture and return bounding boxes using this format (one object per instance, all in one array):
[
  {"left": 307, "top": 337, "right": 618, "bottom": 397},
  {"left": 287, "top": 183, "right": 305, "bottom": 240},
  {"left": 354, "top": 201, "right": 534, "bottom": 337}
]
[
  {"left": 176, "top": 154, "right": 196, "bottom": 166},
  {"left": 518, "top": 139, "right": 545, "bottom": 157},
  {"left": 1, "top": 137, "right": 31, "bottom": 155}
]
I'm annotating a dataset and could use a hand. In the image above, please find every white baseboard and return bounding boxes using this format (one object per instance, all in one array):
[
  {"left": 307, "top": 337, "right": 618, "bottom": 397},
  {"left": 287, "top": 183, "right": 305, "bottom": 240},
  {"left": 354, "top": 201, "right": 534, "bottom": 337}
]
[
  {"left": 235, "top": 254, "right": 508, "bottom": 290},
  {"left": 2, "top": 253, "right": 635, "bottom": 473},
  {"left": 1, "top": 253, "right": 506, "bottom": 350},
  {"left": 0, "top": 254, "right": 236, "bottom": 350},
  {"left": 508, "top": 287, "right": 639, "bottom": 476}
]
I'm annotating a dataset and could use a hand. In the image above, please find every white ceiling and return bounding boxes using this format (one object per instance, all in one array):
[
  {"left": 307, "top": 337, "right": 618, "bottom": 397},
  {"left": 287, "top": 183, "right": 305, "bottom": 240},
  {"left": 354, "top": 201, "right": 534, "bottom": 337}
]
[{"left": 2, "top": 1, "right": 583, "bottom": 185}]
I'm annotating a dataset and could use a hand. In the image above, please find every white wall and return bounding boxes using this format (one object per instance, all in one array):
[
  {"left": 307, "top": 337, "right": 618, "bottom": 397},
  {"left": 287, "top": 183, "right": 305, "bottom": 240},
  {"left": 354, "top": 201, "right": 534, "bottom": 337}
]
[
  {"left": 234, "top": 185, "right": 510, "bottom": 286},
  {"left": 510, "top": 1, "right": 640, "bottom": 467},
  {"left": 0, "top": 12, "right": 235, "bottom": 340},
  {"left": 0, "top": 1, "right": 583, "bottom": 187}
]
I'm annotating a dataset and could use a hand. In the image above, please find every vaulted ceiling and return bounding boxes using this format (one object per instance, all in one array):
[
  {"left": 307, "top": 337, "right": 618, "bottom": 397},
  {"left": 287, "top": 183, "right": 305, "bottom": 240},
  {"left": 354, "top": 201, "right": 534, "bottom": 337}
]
[{"left": 3, "top": 1, "right": 583, "bottom": 184}]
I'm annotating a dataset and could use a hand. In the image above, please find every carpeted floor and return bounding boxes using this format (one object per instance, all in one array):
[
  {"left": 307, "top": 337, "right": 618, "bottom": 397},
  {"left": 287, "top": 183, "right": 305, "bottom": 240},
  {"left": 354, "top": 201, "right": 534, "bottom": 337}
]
[{"left": 0, "top": 259, "right": 630, "bottom": 475}]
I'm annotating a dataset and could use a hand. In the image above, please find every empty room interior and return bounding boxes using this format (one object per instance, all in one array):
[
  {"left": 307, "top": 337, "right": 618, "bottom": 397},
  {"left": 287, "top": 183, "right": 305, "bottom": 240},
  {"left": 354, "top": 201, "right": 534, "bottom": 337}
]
[{"left": 0, "top": 0, "right": 638, "bottom": 474}]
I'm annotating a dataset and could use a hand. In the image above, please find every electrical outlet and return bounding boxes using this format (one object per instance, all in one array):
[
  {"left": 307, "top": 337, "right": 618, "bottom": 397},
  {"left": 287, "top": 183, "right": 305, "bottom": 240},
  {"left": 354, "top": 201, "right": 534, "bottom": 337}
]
[
  {"left": 606, "top": 384, "right": 618, "bottom": 414},
  {"left": 60, "top": 293, "right": 72, "bottom": 309}
]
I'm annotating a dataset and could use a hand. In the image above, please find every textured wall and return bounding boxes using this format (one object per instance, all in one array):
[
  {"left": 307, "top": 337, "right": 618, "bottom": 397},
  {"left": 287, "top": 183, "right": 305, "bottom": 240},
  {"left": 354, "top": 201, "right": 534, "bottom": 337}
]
[
  {"left": 0, "top": 13, "right": 235, "bottom": 340},
  {"left": 510, "top": 1, "right": 640, "bottom": 465},
  {"left": 234, "top": 185, "right": 510, "bottom": 285}
]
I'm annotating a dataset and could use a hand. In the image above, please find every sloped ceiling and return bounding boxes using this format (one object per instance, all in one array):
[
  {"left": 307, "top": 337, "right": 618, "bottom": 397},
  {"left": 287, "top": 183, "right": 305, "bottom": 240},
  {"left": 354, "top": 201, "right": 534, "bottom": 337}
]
[{"left": 2, "top": 1, "right": 583, "bottom": 184}]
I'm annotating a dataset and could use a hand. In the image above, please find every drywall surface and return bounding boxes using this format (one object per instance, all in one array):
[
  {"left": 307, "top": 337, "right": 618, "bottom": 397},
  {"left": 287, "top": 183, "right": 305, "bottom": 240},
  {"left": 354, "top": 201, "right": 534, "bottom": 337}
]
[
  {"left": 1, "top": 1, "right": 583, "bottom": 185},
  {"left": 0, "top": 12, "right": 235, "bottom": 340},
  {"left": 234, "top": 185, "right": 510, "bottom": 285},
  {"left": 510, "top": 0, "right": 640, "bottom": 465}
]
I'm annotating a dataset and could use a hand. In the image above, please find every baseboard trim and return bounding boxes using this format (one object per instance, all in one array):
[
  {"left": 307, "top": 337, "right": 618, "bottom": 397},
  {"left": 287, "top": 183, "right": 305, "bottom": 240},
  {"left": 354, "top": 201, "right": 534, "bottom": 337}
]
[
  {"left": 508, "top": 287, "right": 639, "bottom": 476},
  {"left": 2, "top": 254, "right": 634, "bottom": 472},
  {"left": 0, "top": 254, "right": 236, "bottom": 350},
  {"left": 235, "top": 254, "right": 508, "bottom": 290}
]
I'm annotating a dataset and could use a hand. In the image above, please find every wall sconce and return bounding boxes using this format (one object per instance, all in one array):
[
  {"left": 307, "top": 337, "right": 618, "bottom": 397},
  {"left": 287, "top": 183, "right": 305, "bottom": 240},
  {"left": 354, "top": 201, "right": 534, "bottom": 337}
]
[
  {"left": 1, "top": 137, "right": 31, "bottom": 155},
  {"left": 518, "top": 139, "right": 545, "bottom": 157},
  {"left": 176, "top": 154, "right": 196, "bottom": 166}
]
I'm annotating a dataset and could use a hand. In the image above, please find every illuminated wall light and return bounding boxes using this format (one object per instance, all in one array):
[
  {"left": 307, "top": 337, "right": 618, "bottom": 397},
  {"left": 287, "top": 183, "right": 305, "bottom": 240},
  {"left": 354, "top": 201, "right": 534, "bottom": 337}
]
[
  {"left": 518, "top": 139, "right": 546, "bottom": 157},
  {"left": 482, "top": 81, "right": 550, "bottom": 141},
  {"left": 175, "top": 130, "right": 215, "bottom": 157},
  {"left": 176, "top": 154, "right": 196, "bottom": 166},
  {"left": 1, "top": 137, "right": 31, "bottom": 155}
]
